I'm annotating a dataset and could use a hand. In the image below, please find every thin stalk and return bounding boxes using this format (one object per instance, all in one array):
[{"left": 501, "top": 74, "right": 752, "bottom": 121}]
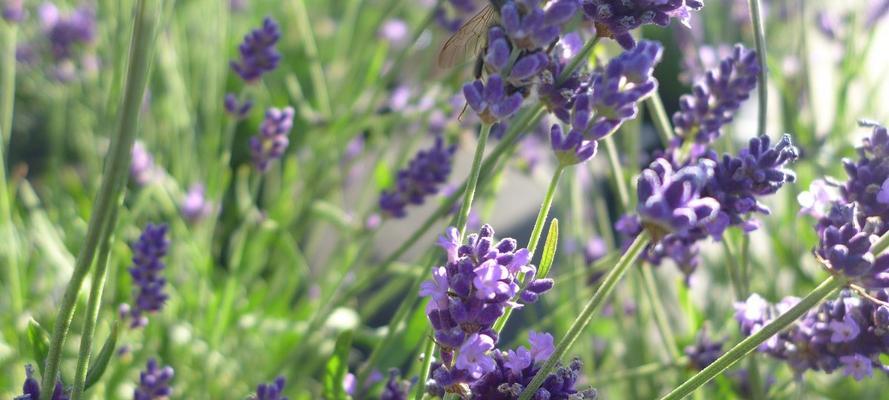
[
  {"left": 748, "top": 0, "right": 768, "bottom": 136},
  {"left": 558, "top": 37, "right": 600, "bottom": 85},
  {"left": 604, "top": 137, "right": 629, "bottom": 206},
  {"left": 721, "top": 240, "right": 744, "bottom": 298},
  {"left": 292, "top": 0, "right": 332, "bottom": 116},
  {"left": 455, "top": 124, "right": 492, "bottom": 236},
  {"left": 0, "top": 22, "right": 15, "bottom": 146},
  {"left": 592, "top": 357, "right": 689, "bottom": 385},
  {"left": 0, "top": 22, "right": 22, "bottom": 314},
  {"left": 492, "top": 164, "right": 565, "bottom": 333},
  {"left": 518, "top": 232, "right": 652, "bottom": 400},
  {"left": 413, "top": 334, "right": 436, "bottom": 400},
  {"left": 659, "top": 275, "right": 846, "bottom": 400},
  {"left": 645, "top": 93, "right": 673, "bottom": 146},
  {"left": 71, "top": 205, "right": 120, "bottom": 399},
  {"left": 639, "top": 266, "right": 680, "bottom": 359},
  {"left": 41, "top": 0, "right": 159, "bottom": 395}
]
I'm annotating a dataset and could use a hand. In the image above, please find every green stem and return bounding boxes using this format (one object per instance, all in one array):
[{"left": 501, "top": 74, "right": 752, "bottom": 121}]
[
  {"left": 71, "top": 205, "right": 120, "bottom": 400},
  {"left": 604, "top": 136, "right": 629, "bottom": 206},
  {"left": 639, "top": 266, "right": 680, "bottom": 359},
  {"left": 872, "top": 231, "right": 889, "bottom": 255},
  {"left": 659, "top": 275, "right": 846, "bottom": 400},
  {"left": 558, "top": 37, "right": 600, "bottom": 85},
  {"left": 0, "top": 21, "right": 21, "bottom": 314},
  {"left": 492, "top": 164, "right": 565, "bottom": 333},
  {"left": 645, "top": 93, "right": 673, "bottom": 146},
  {"left": 413, "top": 333, "right": 436, "bottom": 400},
  {"left": 455, "top": 124, "right": 491, "bottom": 236},
  {"left": 748, "top": 0, "right": 768, "bottom": 136},
  {"left": 721, "top": 239, "right": 744, "bottom": 299},
  {"left": 592, "top": 357, "right": 689, "bottom": 385},
  {"left": 292, "top": 0, "right": 332, "bottom": 116},
  {"left": 41, "top": 0, "right": 159, "bottom": 396},
  {"left": 518, "top": 232, "right": 651, "bottom": 400},
  {"left": 0, "top": 22, "right": 15, "bottom": 146}
]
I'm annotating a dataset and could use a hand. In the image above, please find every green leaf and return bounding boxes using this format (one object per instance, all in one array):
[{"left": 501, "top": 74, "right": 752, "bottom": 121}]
[
  {"left": 373, "top": 162, "right": 393, "bottom": 191},
  {"left": 323, "top": 330, "right": 353, "bottom": 400},
  {"left": 84, "top": 322, "right": 120, "bottom": 390},
  {"left": 27, "top": 319, "right": 50, "bottom": 377},
  {"left": 537, "top": 219, "right": 559, "bottom": 279}
]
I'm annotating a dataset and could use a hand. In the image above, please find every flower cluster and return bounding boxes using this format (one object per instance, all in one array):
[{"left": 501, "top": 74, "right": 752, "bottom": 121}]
[
  {"left": 815, "top": 207, "right": 889, "bottom": 289},
  {"left": 841, "top": 123, "right": 889, "bottom": 226},
  {"left": 379, "top": 136, "right": 457, "bottom": 218},
  {"left": 253, "top": 377, "right": 288, "bottom": 400},
  {"left": 463, "top": 75, "right": 524, "bottom": 124},
  {"left": 673, "top": 45, "right": 761, "bottom": 145},
  {"left": 135, "top": 358, "right": 174, "bottom": 400},
  {"left": 39, "top": 3, "right": 96, "bottom": 61},
  {"left": 2, "top": 0, "right": 23, "bottom": 22},
  {"left": 380, "top": 369, "right": 413, "bottom": 400},
  {"left": 684, "top": 329, "right": 724, "bottom": 371},
  {"left": 15, "top": 365, "right": 69, "bottom": 400},
  {"left": 420, "top": 225, "right": 554, "bottom": 392},
  {"left": 581, "top": 0, "right": 704, "bottom": 49},
  {"left": 224, "top": 93, "right": 254, "bottom": 120},
  {"left": 636, "top": 157, "right": 720, "bottom": 239},
  {"left": 465, "top": 333, "right": 596, "bottom": 399},
  {"left": 123, "top": 223, "right": 170, "bottom": 328},
  {"left": 735, "top": 291, "right": 889, "bottom": 380},
  {"left": 231, "top": 17, "right": 281, "bottom": 82},
  {"left": 249, "top": 106, "right": 295, "bottom": 172}
]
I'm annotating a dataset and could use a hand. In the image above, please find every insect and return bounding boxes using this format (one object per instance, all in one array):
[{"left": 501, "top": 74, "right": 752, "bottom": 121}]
[{"left": 437, "top": 1, "right": 507, "bottom": 77}]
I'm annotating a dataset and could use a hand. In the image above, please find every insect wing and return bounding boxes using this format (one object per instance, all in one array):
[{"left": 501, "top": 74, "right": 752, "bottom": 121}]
[{"left": 437, "top": 5, "right": 497, "bottom": 69}]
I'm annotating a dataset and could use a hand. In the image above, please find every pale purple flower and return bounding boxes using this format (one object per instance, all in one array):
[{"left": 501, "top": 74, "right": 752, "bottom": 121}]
[
  {"left": 181, "top": 184, "right": 211, "bottom": 221},
  {"left": 419, "top": 266, "right": 450, "bottom": 311},
  {"left": 829, "top": 315, "right": 861, "bottom": 343},
  {"left": 342, "top": 373, "right": 356, "bottom": 396},
  {"left": 528, "top": 331, "right": 555, "bottom": 362},
  {"left": 473, "top": 260, "right": 513, "bottom": 300},
  {"left": 839, "top": 354, "right": 873, "bottom": 380},
  {"left": 798, "top": 179, "right": 840, "bottom": 218},
  {"left": 436, "top": 227, "right": 461, "bottom": 262},
  {"left": 503, "top": 346, "right": 533, "bottom": 374},
  {"left": 877, "top": 177, "right": 889, "bottom": 204},
  {"left": 131, "top": 141, "right": 157, "bottom": 186},
  {"left": 379, "top": 19, "right": 409, "bottom": 47},
  {"left": 456, "top": 334, "right": 496, "bottom": 379}
]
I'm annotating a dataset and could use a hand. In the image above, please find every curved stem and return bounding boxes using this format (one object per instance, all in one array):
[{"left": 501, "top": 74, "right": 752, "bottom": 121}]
[
  {"left": 71, "top": 205, "right": 120, "bottom": 400},
  {"left": 413, "top": 334, "right": 436, "bottom": 400},
  {"left": 518, "top": 232, "right": 651, "bottom": 400},
  {"left": 455, "top": 124, "right": 491, "bottom": 236},
  {"left": 748, "top": 0, "right": 768, "bottom": 136},
  {"left": 592, "top": 357, "right": 689, "bottom": 385},
  {"left": 41, "top": 0, "right": 159, "bottom": 396},
  {"left": 0, "top": 21, "right": 22, "bottom": 315},
  {"left": 645, "top": 93, "right": 673, "bottom": 146},
  {"left": 639, "top": 265, "right": 679, "bottom": 359},
  {"left": 659, "top": 275, "right": 846, "bottom": 400}
]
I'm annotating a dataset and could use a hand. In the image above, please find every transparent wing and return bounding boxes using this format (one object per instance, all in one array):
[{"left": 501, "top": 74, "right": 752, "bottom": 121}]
[{"left": 437, "top": 5, "right": 497, "bottom": 69}]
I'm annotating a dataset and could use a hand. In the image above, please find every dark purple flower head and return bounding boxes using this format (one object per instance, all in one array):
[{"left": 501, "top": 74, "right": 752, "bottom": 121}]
[
  {"left": 586, "top": 40, "right": 663, "bottom": 139},
  {"left": 420, "top": 225, "right": 552, "bottom": 388},
  {"left": 684, "top": 329, "right": 724, "bottom": 371},
  {"left": 842, "top": 122, "right": 889, "bottom": 224},
  {"left": 538, "top": 52, "right": 586, "bottom": 122},
  {"left": 250, "top": 106, "right": 295, "bottom": 172},
  {"left": 483, "top": 27, "right": 550, "bottom": 86},
  {"left": 381, "top": 369, "right": 414, "bottom": 400},
  {"left": 15, "top": 364, "right": 70, "bottom": 400},
  {"left": 549, "top": 104, "right": 598, "bottom": 166},
  {"left": 673, "top": 44, "right": 760, "bottom": 145},
  {"left": 134, "top": 358, "right": 173, "bottom": 400},
  {"left": 124, "top": 223, "right": 170, "bottom": 328},
  {"left": 40, "top": 4, "right": 96, "bottom": 61},
  {"left": 463, "top": 74, "right": 524, "bottom": 124},
  {"left": 254, "top": 376, "right": 288, "bottom": 400},
  {"left": 735, "top": 290, "right": 889, "bottom": 380},
  {"left": 2, "top": 0, "right": 23, "bottom": 22},
  {"left": 581, "top": 0, "right": 704, "bottom": 49},
  {"left": 231, "top": 17, "right": 281, "bottom": 83},
  {"left": 224, "top": 93, "right": 253, "bottom": 120},
  {"left": 636, "top": 157, "right": 720, "bottom": 239},
  {"left": 500, "top": 0, "right": 578, "bottom": 50},
  {"left": 380, "top": 136, "right": 456, "bottom": 218},
  {"left": 816, "top": 217, "right": 889, "bottom": 288},
  {"left": 703, "top": 134, "right": 799, "bottom": 238}
]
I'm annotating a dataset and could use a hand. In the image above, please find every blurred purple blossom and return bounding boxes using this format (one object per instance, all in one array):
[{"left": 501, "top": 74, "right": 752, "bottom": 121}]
[
  {"left": 134, "top": 358, "right": 174, "bottom": 400},
  {"left": 231, "top": 17, "right": 281, "bottom": 83},
  {"left": 250, "top": 106, "right": 295, "bottom": 172}
]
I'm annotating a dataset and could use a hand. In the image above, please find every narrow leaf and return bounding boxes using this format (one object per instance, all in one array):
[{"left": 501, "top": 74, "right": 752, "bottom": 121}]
[
  {"left": 323, "top": 330, "right": 353, "bottom": 400},
  {"left": 537, "top": 219, "right": 559, "bottom": 279},
  {"left": 27, "top": 319, "right": 50, "bottom": 377},
  {"left": 84, "top": 322, "right": 120, "bottom": 390}
]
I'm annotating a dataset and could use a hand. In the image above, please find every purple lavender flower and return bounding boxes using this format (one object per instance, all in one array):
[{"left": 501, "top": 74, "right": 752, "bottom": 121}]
[
  {"left": 735, "top": 290, "right": 889, "bottom": 379},
  {"left": 672, "top": 44, "right": 760, "bottom": 145},
  {"left": 134, "top": 358, "right": 173, "bottom": 400},
  {"left": 816, "top": 217, "right": 889, "bottom": 287},
  {"left": 798, "top": 179, "right": 840, "bottom": 219},
  {"left": 684, "top": 329, "right": 724, "bottom": 371},
  {"left": 131, "top": 141, "right": 157, "bottom": 186},
  {"left": 483, "top": 27, "right": 550, "bottom": 86},
  {"left": 463, "top": 75, "right": 524, "bottom": 124},
  {"left": 581, "top": 0, "right": 704, "bottom": 49},
  {"left": 636, "top": 157, "right": 720, "bottom": 239},
  {"left": 421, "top": 225, "right": 553, "bottom": 389},
  {"left": 866, "top": 0, "right": 889, "bottom": 28},
  {"left": 231, "top": 17, "right": 281, "bottom": 83},
  {"left": 500, "top": 0, "right": 578, "bottom": 50},
  {"left": 842, "top": 123, "right": 889, "bottom": 223},
  {"left": 468, "top": 334, "right": 596, "bottom": 399},
  {"left": 585, "top": 40, "right": 663, "bottom": 139},
  {"left": 181, "top": 183, "right": 212, "bottom": 222},
  {"left": 583, "top": 237, "right": 606, "bottom": 265},
  {"left": 124, "top": 224, "right": 170, "bottom": 328},
  {"left": 380, "top": 369, "right": 413, "bottom": 400},
  {"left": 379, "top": 19, "right": 409, "bottom": 47},
  {"left": 224, "top": 93, "right": 253, "bottom": 120},
  {"left": 2, "top": 0, "right": 23, "bottom": 22},
  {"left": 250, "top": 106, "right": 295, "bottom": 172},
  {"left": 15, "top": 365, "right": 69, "bottom": 400},
  {"left": 254, "top": 376, "right": 288, "bottom": 400},
  {"left": 40, "top": 3, "right": 96, "bottom": 61},
  {"left": 549, "top": 121, "right": 598, "bottom": 166},
  {"left": 703, "top": 135, "right": 799, "bottom": 238},
  {"left": 379, "top": 137, "right": 456, "bottom": 218},
  {"left": 528, "top": 331, "right": 555, "bottom": 362}
]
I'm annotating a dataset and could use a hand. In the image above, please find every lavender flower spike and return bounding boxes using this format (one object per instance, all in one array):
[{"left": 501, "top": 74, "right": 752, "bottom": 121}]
[
  {"left": 673, "top": 44, "right": 761, "bottom": 144},
  {"left": 2, "top": 0, "right": 23, "bottom": 22},
  {"left": 15, "top": 364, "right": 69, "bottom": 400},
  {"left": 134, "top": 358, "right": 174, "bottom": 400},
  {"left": 124, "top": 223, "right": 170, "bottom": 328},
  {"left": 582, "top": 0, "right": 704, "bottom": 49},
  {"left": 231, "top": 17, "right": 281, "bottom": 82},
  {"left": 224, "top": 93, "right": 253, "bottom": 120},
  {"left": 250, "top": 106, "right": 295, "bottom": 172},
  {"left": 379, "top": 137, "right": 456, "bottom": 218},
  {"left": 254, "top": 376, "right": 288, "bottom": 400},
  {"left": 636, "top": 158, "right": 720, "bottom": 239}
]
